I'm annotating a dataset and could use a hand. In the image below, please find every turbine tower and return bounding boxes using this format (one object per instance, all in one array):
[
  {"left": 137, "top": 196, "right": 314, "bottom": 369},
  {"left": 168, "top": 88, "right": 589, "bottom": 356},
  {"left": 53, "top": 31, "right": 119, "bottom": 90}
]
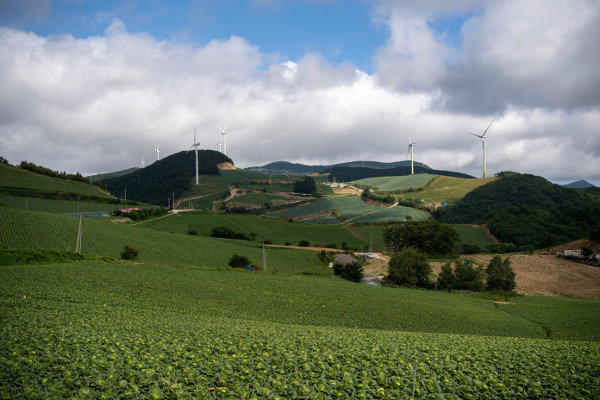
[
  {"left": 141, "top": 153, "right": 145, "bottom": 168},
  {"left": 407, "top": 138, "right": 416, "bottom": 175},
  {"left": 219, "top": 124, "right": 229, "bottom": 155},
  {"left": 188, "top": 124, "right": 201, "bottom": 185},
  {"left": 154, "top": 146, "right": 160, "bottom": 161},
  {"left": 468, "top": 119, "right": 494, "bottom": 178}
]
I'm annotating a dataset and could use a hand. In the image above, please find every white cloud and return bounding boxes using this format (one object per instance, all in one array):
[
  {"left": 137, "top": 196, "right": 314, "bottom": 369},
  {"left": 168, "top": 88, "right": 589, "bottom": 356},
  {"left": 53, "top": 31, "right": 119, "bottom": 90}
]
[{"left": 0, "top": 4, "right": 599, "bottom": 186}]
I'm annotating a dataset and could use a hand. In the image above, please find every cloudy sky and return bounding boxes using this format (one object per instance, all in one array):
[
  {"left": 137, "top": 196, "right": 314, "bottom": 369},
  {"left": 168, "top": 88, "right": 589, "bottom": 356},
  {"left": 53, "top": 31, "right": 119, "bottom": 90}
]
[{"left": 1, "top": 0, "right": 599, "bottom": 185}]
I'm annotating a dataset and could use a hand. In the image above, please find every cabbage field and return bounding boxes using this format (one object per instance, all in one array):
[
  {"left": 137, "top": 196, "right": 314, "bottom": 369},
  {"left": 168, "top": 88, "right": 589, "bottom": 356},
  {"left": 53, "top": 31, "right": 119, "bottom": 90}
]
[{"left": 1, "top": 262, "right": 599, "bottom": 399}]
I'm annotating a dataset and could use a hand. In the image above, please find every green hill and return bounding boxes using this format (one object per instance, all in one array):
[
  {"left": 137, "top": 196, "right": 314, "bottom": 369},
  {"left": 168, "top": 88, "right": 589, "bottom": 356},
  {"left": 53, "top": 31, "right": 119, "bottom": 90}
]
[
  {"left": 326, "top": 165, "right": 473, "bottom": 182},
  {"left": 437, "top": 172, "right": 600, "bottom": 248},
  {"left": 104, "top": 150, "right": 232, "bottom": 205},
  {"left": 87, "top": 167, "right": 139, "bottom": 183}
]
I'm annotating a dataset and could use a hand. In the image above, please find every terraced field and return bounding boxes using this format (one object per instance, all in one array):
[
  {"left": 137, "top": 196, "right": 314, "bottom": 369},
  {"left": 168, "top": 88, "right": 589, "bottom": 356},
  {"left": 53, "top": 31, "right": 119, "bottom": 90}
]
[
  {"left": 0, "top": 194, "right": 118, "bottom": 214},
  {"left": 397, "top": 175, "right": 495, "bottom": 205},
  {"left": 276, "top": 196, "right": 428, "bottom": 223},
  {"left": 353, "top": 175, "right": 433, "bottom": 191}
]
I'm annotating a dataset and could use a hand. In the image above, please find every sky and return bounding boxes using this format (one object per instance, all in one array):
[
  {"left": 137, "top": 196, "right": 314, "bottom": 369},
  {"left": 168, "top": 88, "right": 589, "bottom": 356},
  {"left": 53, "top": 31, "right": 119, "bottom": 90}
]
[{"left": 1, "top": 0, "right": 599, "bottom": 185}]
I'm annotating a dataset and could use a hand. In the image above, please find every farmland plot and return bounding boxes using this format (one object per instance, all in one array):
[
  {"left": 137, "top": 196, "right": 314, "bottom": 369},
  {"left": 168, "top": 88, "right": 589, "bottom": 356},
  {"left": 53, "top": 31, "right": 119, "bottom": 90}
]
[
  {"left": 353, "top": 175, "right": 433, "bottom": 191},
  {"left": 1, "top": 262, "right": 598, "bottom": 399}
]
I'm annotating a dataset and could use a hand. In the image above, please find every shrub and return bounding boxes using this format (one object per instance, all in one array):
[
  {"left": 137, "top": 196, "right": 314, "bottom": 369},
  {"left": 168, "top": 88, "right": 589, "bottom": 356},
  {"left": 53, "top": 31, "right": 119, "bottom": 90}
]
[
  {"left": 120, "top": 245, "right": 139, "bottom": 261},
  {"left": 518, "top": 244, "right": 535, "bottom": 253},
  {"left": 188, "top": 229, "right": 198, "bottom": 235},
  {"left": 340, "top": 261, "right": 364, "bottom": 282},
  {"left": 458, "top": 243, "right": 481, "bottom": 254},
  {"left": 210, "top": 226, "right": 249, "bottom": 240},
  {"left": 298, "top": 239, "right": 310, "bottom": 247},
  {"left": 229, "top": 254, "right": 250, "bottom": 268}
]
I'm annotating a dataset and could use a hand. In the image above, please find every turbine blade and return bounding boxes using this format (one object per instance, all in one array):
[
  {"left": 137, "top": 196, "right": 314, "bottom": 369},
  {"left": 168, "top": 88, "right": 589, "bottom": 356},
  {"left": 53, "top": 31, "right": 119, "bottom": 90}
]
[
  {"left": 483, "top": 119, "right": 494, "bottom": 136},
  {"left": 468, "top": 132, "right": 483, "bottom": 138}
]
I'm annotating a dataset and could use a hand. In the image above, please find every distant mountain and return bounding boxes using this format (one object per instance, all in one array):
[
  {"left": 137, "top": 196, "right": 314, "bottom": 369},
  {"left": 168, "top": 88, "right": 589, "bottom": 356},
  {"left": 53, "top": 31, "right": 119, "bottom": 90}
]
[
  {"left": 437, "top": 171, "right": 600, "bottom": 249},
  {"left": 246, "top": 160, "right": 430, "bottom": 176},
  {"left": 325, "top": 165, "right": 472, "bottom": 182},
  {"left": 87, "top": 167, "right": 139, "bottom": 183},
  {"left": 104, "top": 150, "right": 232, "bottom": 205},
  {"left": 564, "top": 180, "right": 596, "bottom": 189}
]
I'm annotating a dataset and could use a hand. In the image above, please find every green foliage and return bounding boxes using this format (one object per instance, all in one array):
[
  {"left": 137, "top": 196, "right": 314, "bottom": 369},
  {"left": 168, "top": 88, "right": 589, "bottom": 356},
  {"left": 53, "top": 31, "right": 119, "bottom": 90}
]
[
  {"left": 454, "top": 261, "right": 485, "bottom": 292},
  {"left": 339, "top": 260, "right": 364, "bottom": 282},
  {"left": 210, "top": 226, "right": 249, "bottom": 240},
  {"left": 229, "top": 254, "right": 250, "bottom": 268},
  {"left": 298, "top": 239, "right": 310, "bottom": 247},
  {"left": 113, "top": 207, "right": 167, "bottom": 220},
  {"left": 437, "top": 263, "right": 457, "bottom": 290},
  {"left": 486, "top": 242, "right": 517, "bottom": 254},
  {"left": 458, "top": 243, "right": 481, "bottom": 254},
  {"left": 120, "top": 245, "right": 139, "bottom": 261},
  {"left": 19, "top": 160, "right": 89, "bottom": 183},
  {"left": 386, "top": 248, "right": 431, "bottom": 287},
  {"left": 486, "top": 256, "right": 516, "bottom": 291},
  {"left": 383, "top": 220, "right": 459, "bottom": 257},
  {"left": 293, "top": 175, "right": 317, "bottom": 194}
]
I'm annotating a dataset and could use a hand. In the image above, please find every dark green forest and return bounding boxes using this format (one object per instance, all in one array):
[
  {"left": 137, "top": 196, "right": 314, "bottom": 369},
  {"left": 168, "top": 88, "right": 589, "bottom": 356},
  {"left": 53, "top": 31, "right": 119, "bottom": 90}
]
[
  {"left": 436, "top": 172, "right": 600, "bottom": 248},
  {"left": 104, "top": 150, "right": 232, "bottom": 205},
  {"left": 325, "top": 165, "right": 473, "bottom": 182}
]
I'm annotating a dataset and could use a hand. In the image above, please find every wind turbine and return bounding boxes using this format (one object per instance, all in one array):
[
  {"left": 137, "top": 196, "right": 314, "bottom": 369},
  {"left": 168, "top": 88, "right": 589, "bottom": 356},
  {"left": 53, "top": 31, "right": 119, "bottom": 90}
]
[
  {"left": 188, "top": 124, "right": 201, "bottom": 185},
  {"left": 219, "top": 124, "right": 229, "bottom": 155},
  {"left": 407, "top": 138, "right": 416, "bottom": 175},
  {"left": 468, "top": 119, "right": 494, "bottom": 178},
  {"left": 154, "top": 146, "right": 160, "bottom": 161},
  {"left": 141, "top": 153, "right": 145, "bottom": 168}
]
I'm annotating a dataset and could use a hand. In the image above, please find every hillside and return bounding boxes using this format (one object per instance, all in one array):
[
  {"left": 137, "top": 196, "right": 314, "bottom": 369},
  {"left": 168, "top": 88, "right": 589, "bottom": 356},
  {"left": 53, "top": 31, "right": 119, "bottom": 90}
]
[
  {"left": 87, "top": 167, "right": 139, "bottom": 183},
  {"left": 326, "top": 165, "right": 473, "bottom": 182},
  {"left": 104, "top": 150, "right": 232, "bottom": 206},
  {"left": 437, "top": 172, "right": 600, "bottom": 248}
]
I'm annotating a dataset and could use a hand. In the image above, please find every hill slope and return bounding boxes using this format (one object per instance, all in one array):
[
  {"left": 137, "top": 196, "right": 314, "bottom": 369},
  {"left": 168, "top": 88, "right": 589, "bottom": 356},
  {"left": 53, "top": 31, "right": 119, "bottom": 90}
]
[
  {"left": 104, "top": 150, "right": 232, "bottom": 205},
  {"left": 326, "top": 165, "right": 473, "bottom": 182},
  {"left": 437, "top": 172, "right": 600, "bottom": 248}
]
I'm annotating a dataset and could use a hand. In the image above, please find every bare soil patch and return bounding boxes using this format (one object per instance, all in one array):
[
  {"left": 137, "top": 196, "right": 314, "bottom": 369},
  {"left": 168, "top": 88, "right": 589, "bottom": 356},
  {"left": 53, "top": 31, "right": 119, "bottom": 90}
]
[{"left": 431, "top": 254, "right": 600, "bottom": 300}]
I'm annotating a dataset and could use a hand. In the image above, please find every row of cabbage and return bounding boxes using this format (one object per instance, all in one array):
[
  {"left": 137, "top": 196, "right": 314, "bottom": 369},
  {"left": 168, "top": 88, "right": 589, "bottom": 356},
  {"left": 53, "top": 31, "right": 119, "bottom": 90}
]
[
  {"left": 1, "top": 295, "right": 598, "bottom": 399},
  {"left": 1, "top": 261, "right": 599, "bottom": 399}
]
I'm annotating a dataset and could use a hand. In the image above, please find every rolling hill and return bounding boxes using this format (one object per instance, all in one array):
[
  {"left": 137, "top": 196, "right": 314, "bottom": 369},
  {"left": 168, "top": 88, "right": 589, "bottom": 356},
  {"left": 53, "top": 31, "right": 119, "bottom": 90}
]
[
  {"left": 103, "top": 150, "right": 232, "bottom": 205},
  {"left": 437, "top": 171, "right": 600, "bottom": 248}
]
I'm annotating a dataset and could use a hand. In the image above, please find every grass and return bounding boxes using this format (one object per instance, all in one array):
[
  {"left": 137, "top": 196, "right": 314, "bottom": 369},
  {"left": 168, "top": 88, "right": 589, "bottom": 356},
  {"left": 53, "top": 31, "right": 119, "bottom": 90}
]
[
  {"left": 0, "top": 163, "right": 112, "bottom": 198},
  {"left": 398, "top": 175, "right": 495, "bottom": 205},
  {"left": 452, "top": 224, "right": 495, "bottom": 248},
  {"left": 349, "top": 205, "right": 429, "bottom": 224},
  {"left": 352, "top": 175, "right": 434, "bottom": 191}
]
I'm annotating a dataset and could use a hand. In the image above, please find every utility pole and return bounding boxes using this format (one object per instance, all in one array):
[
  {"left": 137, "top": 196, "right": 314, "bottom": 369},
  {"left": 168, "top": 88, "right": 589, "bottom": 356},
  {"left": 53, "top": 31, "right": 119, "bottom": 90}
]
[
  {"left": 172, "top": 192, "right": 175, "bottom": 209},
  {"left": 263, "top": 242, "right": 267, "bottom": 271}
]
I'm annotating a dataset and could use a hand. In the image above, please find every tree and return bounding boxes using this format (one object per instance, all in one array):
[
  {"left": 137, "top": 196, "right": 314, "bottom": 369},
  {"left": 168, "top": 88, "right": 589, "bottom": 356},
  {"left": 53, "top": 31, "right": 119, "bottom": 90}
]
[
  {"left": 339, "top": 261, "right": 364, "bottom": 283},
  {"left": 120, "top": 245, "right": 139, "bottom": 261},
  {"left": 437, "top": 263, "right": 456, "bottom": 290},
  {"left": 485, "top": 256, "right": 516, "bottom": 291},
  {"left": 383, "top": 220, "right": 459, "bottom": 257},
  {"left": 293, "top": 176, "right": 317, "bottom": 194},
  {"left": 454, "top": 261, "right": 484, "bottom": 292},
  {"left": 386, "top": 248, "right": 431, "bottom": 287}
]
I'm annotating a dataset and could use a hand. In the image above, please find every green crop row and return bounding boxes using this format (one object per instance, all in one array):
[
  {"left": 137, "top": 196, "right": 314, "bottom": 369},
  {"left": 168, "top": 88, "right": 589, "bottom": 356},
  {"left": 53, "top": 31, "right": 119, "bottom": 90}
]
[
  {"left": 0, "top": 262, "right": 598, "bottom": 399},
  {"left": 0, "top": 207, "right": 326, "bottom": 274}
]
